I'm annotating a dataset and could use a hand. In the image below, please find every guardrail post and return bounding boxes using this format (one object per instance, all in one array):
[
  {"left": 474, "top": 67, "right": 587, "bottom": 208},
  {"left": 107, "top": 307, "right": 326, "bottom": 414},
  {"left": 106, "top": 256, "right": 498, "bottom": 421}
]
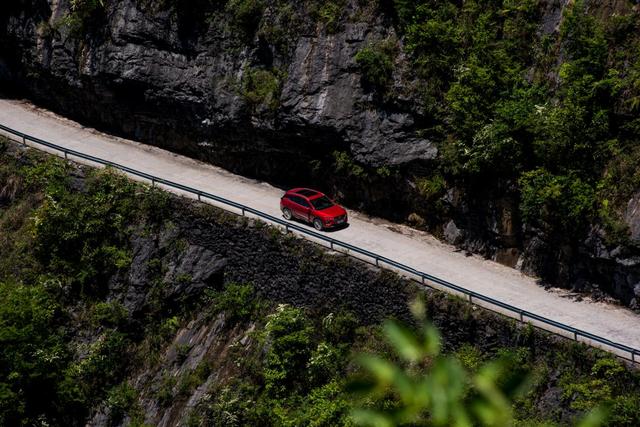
[
  {"left": 421, "top": 275, "right": 425, "bottom": 285},
  {"left": 519, "top": 310, "right": 524, "bottom": 322},
  {"left": 197, "top": 193, "right": 201, "bottom": 201},
  {"left": 285, "top": 224, "right": 288, "bottom": 233},
  {"left": 573, "top": 331, "right": 578, "bottom": 341},
  {"left": 330, "top": 241, "right": 333, "bottom": 250},
  {"left": 151, "top": 178, "right": 155, "bottom": 188},
  {"left": 64, "top": 151, "right": 68, "bottom": 160},
  {"left": 22, "top": 135, "right": 26, "bottom": 146},
  {"left": 632, "top": 351, "right": 635, "bottom": 363},
  {"left": 468, "top": 294, "right": 473, "bottom": 304},
  {"left": 241, "top": 208, "right": 245, "bottom": 216},
  {"left": 375, "top": 257, "right": 379, "bottom": 267}
]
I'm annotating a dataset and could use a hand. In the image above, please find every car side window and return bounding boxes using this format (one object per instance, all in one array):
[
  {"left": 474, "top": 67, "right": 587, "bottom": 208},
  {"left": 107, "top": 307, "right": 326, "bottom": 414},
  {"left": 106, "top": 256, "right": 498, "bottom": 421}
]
[
  {"left": 292, "top": 196, "right": 309, "bottom": 208},
  {"left": 299, "top": 198, "right": 310, "bottom": 208}
]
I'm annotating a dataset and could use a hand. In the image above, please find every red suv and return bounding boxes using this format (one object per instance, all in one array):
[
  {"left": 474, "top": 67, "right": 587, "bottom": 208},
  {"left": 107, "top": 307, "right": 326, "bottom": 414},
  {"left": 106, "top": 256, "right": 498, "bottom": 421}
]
[{"left": 280, "top": 188, "right": 348, "bottom": 230}]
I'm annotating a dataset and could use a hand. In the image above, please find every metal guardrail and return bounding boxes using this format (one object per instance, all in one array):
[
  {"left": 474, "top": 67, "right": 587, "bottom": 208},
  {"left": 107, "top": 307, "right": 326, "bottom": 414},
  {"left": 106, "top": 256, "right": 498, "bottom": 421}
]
[{"left": 1, "top": 122, "right": 639, "bottom": 364}]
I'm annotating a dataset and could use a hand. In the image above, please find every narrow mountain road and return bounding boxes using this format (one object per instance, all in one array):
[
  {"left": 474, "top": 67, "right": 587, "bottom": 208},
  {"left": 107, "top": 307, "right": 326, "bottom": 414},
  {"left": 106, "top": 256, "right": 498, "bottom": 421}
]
[{"left": 1, "top": 97, "right": 639, "bottom": 358}]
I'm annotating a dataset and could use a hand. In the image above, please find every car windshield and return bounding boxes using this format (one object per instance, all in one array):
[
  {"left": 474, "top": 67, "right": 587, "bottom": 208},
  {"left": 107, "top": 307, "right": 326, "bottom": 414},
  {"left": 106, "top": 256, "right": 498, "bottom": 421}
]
[{"left": 310, "top": 196, "right": 334, "bottom": 211}]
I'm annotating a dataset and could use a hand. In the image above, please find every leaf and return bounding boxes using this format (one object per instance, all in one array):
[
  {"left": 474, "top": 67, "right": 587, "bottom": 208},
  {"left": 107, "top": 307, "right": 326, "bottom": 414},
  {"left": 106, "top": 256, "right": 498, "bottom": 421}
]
[
  {"left": 357, "top": 355, "right": 399, "bottom": 386},
  {"left": 350, "top": 408, "right": 395, "bottom": 427},
  {"left": 577, "top": 406, "right": 607, "bottom": 427},
  {"left": 384, "top": 320, "right": 423, "bottom": 362},
  {"left": 423, "top": 324, "right": 441, "bottom": 356}
]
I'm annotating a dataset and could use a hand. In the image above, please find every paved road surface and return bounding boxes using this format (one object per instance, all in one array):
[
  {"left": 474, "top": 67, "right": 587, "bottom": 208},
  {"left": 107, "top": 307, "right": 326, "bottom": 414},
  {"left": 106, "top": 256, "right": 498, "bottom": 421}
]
[{"left": 1, "top": 97, "right": 639, "bottom": 358}]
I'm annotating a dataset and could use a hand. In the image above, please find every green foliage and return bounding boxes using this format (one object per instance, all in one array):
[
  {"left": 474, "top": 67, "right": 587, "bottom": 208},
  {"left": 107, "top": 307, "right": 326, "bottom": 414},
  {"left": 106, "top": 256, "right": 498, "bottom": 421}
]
[
  {"left": 350, "top": 299, "right": 530, "bottom": 427},
  {"left": 227, "top": 0, "right": 265, "bottom": 36},
  {"left": 312, "top": 0, "right": 347, "bottom": 33},
  {"left": 62, "top": 330, "right": 131, "bottom": 402},
  {"left": 455, "top": 344, "right": 484, "bottom": 372},
  {"left": 333, "top": 151, "right": 366, "bottom": 178},
  {"left": 0, "top": 281, "right": 66, "bottom": 426},
  {"left": 519, "top": 169, "right": 595, "bottom": 233},
  {"left": 295, "top": 380, "right": 352, "bottom": 426},
  {"left": 60, "top": 0, "right": 106, "bottom": 36},
  {"left": 140, "top": 186, "right": 171, "bottom": 225},
  {"left": 209, "top": 282, "right": 262, "bottom": 322},
  {"left": 20, "top": 154, "right": 70, "bottom": 197},
  {"left": 178, "top": 361, "right": 212, "bottom": 397},
  {"left": 322, "top": 311, "right": 358, "bottom": 344},
  {"left": 558, "top": 355, "right": 640, "bottom": 426},
  {"left": 390, "top": 0, "right": 640, "bottom": 247},
  {"left": 106, "top": 382, "right": 138, "bottom": 422},
  {"left": 414, "top": 175, "right": 445, "bottom": 200},
  {"left": 355, "top": 39, "right": 396, "bottom": 92},
  {"left": 560, "top": 0, "right": 607, "bottom": 76},
  {"left": 308, "top": 342, "right": 343, "bottom": 386},
  {"left": 89, "top": 301, "right": 128, "bottom": 329},
  {"left": 32, "top": 168, "right": 136, "bottom": 293},
  {"left": 263, "top": 304, "right": 314, "bottom": 396},
  {"left": 156, "top": 371, "right": 177, "bottom": 407},
  {"left": 241, "top": 67, "right": 283, "bottom": 113}
]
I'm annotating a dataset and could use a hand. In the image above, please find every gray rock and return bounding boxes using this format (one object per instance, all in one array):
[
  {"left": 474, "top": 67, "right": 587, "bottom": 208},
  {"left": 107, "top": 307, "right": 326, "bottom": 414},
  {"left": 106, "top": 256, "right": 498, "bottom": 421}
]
[
  {"left": 3, "top": 0, "right": 434, "bottom": 170},
  {"left": 444, "top": 220, "right": 464, "bottom": 245},
  {"left": 163, "top": 244, "right": 227, "bottom": 298},
  {"left": 625, "top": 191, "right": 640, "bottom": 244}
]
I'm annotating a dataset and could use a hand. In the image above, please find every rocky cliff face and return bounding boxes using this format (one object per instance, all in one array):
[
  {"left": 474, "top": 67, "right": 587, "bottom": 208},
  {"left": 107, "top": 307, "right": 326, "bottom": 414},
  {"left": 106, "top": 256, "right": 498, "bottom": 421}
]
[
  {"left": 1, "top": 0, "right": 640, "bottom": 307},
  {"left": 1, "top": 0, "right": 435, "bottom": 173}
]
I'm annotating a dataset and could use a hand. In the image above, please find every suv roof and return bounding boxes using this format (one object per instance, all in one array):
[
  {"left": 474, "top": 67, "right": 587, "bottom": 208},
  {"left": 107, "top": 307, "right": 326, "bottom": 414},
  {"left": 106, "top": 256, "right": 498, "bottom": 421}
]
[{"left": 292, "top": 188, "right": 320, "bottom": 197}]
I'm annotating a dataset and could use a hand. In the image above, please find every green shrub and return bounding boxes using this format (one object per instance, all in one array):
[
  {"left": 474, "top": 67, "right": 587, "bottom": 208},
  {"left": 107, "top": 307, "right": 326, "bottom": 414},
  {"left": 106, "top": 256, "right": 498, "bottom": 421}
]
[
  {"left": 333, "top": 151, "right": 366, "bottom": 178},
  {"left": 263, "top": 305, "right": 314, "bottom": 395},
  {"left": 106, "top": 382, "right": 137, "bottom": 422},
  {"left": 295, "top": 380, "right": 351, "bottom": 426},
  {"left": 61, "top": 0, "right": 106, "bottom": 36},
  {"left": 177, "top": 361, "right": 212, "bottom": 397},
  {"left": 21, "top": 154, "right": 70, "bottom": 197},
  {"left": 519, "top": 169, "right": 595, "bottom": 233},
  {"left": 313, "top": 0, "right": 346, "bottom": 33},
  {"left": 414, "top": 175, "right": 445, "bottom": 199},
  {"left": 322, "top": 311, "right": 358, "bottom": 344},
  {"left": 210, "top": 283, "right": 261, "bottom": 322},
  {"left": 227, "top": 0, "right": 265, "bottom": 37},
  {"left": 350, "top": 300, "right": 530, "bottom": 427},
  {"left": 32, "top": 168, "right": 137, "bottom": 293},
  {"left": 355, "top": 40, "right": 396, "bottom": 92},
  {"left": 156, "top": 372, "right": 176, "bottom": 407},
  {"left": 455, "top": 343, "right": 483, "bottom": 372},
  {"left": 307, "top": 342, "right": 343, "bottom": 386},
  {"left": 0, "top": 281, "right": 66, "bottom": 426},
  {"left": 241, "top": 68, "right": 283, "bottom": 113},
  {"left": 140, "top": 186, "right": 171, "bottom": 224},
  {"left": 89, "top": 301, "right": 128, "bottom": 329}
]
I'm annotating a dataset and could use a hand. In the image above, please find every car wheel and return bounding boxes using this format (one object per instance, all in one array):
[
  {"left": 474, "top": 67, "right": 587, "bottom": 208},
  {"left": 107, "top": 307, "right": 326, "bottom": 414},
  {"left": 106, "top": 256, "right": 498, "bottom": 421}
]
[
  {"left": 313, "top": 218, "right": 323, "bottom": 231},
  {"left": 282, "top": 208, "right": 292, "bottom": 220}
]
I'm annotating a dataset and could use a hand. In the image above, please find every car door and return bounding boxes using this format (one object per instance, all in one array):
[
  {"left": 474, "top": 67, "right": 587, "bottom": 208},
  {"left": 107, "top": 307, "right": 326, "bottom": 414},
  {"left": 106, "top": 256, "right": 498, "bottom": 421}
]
[
  {"left": 290, "top": 196, "right": 311, "bottom": 221},
  {"left": 297, "top": 197, "right": 312, "bottom": 222},
  {"left": 287, "top": 196, "right": 303, "bottom": 219}
]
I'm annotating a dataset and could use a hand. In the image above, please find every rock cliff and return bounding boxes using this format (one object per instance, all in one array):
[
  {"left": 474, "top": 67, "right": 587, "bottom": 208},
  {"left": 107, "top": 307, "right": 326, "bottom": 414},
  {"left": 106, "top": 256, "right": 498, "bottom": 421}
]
[{"left": 1, "top": 0, "right": 640, "bottom": 307}]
